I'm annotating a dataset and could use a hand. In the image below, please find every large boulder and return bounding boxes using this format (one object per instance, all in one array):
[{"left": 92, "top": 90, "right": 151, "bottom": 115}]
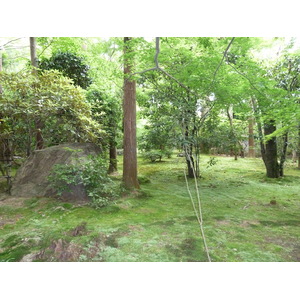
[{"left": 11, "top": 143, "right": 101, "bottom": 202}]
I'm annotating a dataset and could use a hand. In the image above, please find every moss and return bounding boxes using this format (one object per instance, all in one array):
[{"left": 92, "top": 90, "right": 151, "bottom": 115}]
[
  {"left": 1, "top": 155, "right": 300, "bottom": 261},
  {"left": 0, "top": 245, "right": 31, "bottom": 262},
  {"left": 3, "top": 234, "right": 23, "bottom": 248}
]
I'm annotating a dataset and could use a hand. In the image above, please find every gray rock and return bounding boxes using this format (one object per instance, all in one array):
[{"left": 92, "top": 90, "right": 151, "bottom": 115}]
[{"left": 11, "top": 143, "right": 101, "bottom": 203}]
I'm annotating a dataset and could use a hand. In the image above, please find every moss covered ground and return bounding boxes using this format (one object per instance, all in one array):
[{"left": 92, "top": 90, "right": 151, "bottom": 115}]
[{"left": 0, "top": 155, "right": 299, "bottom": 262}]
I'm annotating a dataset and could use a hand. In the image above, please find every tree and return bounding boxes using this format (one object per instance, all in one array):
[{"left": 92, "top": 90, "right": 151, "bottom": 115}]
[
  {"left": 223, "top": 38, "right": 296, "bottom": 177},
  {"left": 0, "top": 70, "right": 103, "bottom": 159},
  {"left": 272, "top": 53, "right": 300, "bottom": 169},
  {"left": 248, "top": 117, "right": 255, "bottom": 157},
  {"left": 39, "top": 51, "right": 92, "bottom": 89},
  {"left": 86, "top": 88, "right": 121, "bottom": 174},
  {"left": 123, "top": 37, "right": 140, "bottom": 190},
  {"left": 30, "top": 37, "right": 44, "bottom": 150}
]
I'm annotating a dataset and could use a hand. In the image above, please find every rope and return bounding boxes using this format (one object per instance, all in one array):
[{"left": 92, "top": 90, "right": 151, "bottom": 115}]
[{"left": 183, "top": 146, "right": 211, "bottom": 262}]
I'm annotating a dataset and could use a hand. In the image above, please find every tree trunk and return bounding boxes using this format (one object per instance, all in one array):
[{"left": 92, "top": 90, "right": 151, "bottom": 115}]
[
  {"left": 248, "top": 117, "right": 255, "bottom": 157},
  {"left": 263, "top": 120, "right": 280, "bottom": 178},
  {"left": 226, "top": 106, "right": 239, "bottom": 160},
  {"left": 30, "top": 37, "right": 44, "bottom": 150},
  {"left": 184, "top": 121, "right": 197, "bottom": 178},
  {"left": 186, "top": 153, "right": 195, "bottom": 178},
  {"left": 108, "top": 140, "right": 117, "bottom": 174},
  {"left": 251, "top": 98, "right": 279, "bottom": 178},
  {"left": 279, "top": 132, "right": 288, "bottom": 177},
  {"left": 122, "top": 37, "right": 140, "bottom": 190},
  {"left": 30, "top": 37, "right": 38, "bottom": 73},
  {"left": 292, "top": 150, "right": 297, "bottom": 163}
]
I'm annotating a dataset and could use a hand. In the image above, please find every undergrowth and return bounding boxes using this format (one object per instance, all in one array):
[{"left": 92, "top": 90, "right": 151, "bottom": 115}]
[{"left": 0, "top": 155, "right": 300, "bottom": 262}]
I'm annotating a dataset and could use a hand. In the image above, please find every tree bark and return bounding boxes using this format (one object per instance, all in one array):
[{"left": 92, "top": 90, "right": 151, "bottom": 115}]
[
  {"left": 122, "top": 37, "right": 140, "bottom": 190},
  {"left": 263, "top": 120, "right": 280, "bottom": 178},
  {"left": 30, "top": 37, "right": 44, "bottom": 150},
  {"left": 108, "top": 140, "right": 117, "bottom": 174},
  {"left": 279, "top": 132, "right": 288, "bottom": 177},
  {"left": 248, "top": 117, "right": 255, "bottom": 157},
  {"left": 30, "top": 37, "right": 38, "bottom": 73}
]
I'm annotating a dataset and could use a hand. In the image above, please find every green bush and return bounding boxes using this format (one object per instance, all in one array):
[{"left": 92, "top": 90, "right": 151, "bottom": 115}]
[
  {"left": 142, "top": 150, "right": 172, "bottom": 163},
  {"left": 142, "top": 150, "right": 163, "bottom": 163},
  {"left": 48, "top": 155, "right": 118, "bottom": 208}
]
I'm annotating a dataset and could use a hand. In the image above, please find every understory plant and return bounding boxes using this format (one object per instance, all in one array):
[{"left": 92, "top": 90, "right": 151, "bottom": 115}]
[
  {"left": 48, "top": 155, "right": 118, "bottom": 208},
  {"left": 141, "top": 150, "right": 172, "bottom": 163}
]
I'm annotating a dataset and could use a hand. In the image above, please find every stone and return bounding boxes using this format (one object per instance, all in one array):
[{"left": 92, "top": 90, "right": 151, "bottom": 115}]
[{"left": 11, "top": 143, "right": 101, "bottom": 203}]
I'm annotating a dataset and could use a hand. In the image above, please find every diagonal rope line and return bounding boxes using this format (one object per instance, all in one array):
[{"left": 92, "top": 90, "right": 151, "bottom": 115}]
[{"left": 183, "top": 145, "right": 211, "bottom": 262}]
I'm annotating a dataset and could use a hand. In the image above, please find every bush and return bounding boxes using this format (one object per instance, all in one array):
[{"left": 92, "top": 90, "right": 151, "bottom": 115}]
[
  {"left": 138, "top": 175, "right": 151, "bottom": 184},
  {"left": 142, "top": 150, "right": 163, "bottom": 163},
  {"left": 142, "top": 150, "right": 172, "bottom": 163},
  {"left": 48, "top": 155, "right": 118, "bottom": 208}
]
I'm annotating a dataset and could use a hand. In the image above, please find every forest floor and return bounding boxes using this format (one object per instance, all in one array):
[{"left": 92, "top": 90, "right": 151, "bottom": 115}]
[{"left": 0, "top": 154, "right": 300, "bottom": 262}]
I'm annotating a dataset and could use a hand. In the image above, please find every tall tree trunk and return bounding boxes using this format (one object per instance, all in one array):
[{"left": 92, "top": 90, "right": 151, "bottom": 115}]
[
  {"left": 122, "top": 37, "right": 140, "bottom": 190},
  {"left": 30, "top": 37, "right": 44, "bottom": 150},
  {"left": 248, "top": 117, "right": 255, "bottom": 157},
  {"left": 263, "top": 120, "right": 280, "bottom": 178},
  {"left": 30, "top": 37, "right": 38, "bottom": 73},
  {"left": 251, "top": 97, "right": 279, "bottom": 178},
  {"left": 279, "top": 132, "right": 288, "bottom": 177}
]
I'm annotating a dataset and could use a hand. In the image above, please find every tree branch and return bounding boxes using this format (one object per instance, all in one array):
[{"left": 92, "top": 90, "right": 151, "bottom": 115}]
[
  {"left": 0, "top": 38, "right": 24, "bottom": 49},
  {"left": 213, "top": 37, "right": 235, "bottom": 78},
  {"left": 130, "top": 37, "right": 191, "bottom": 91},
  {"left": 208, "top": 37, "right": 235, "bottom": 91}
]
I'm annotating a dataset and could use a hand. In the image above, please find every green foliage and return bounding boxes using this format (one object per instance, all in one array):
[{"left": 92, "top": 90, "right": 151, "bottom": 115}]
[
  {"left": 206, "top": 157, "right": 218, "bottom": 168},
  {"left": 39, "top": 51, "right": 92, "bottom": 89},
  {"left": 200, "top": 115, "right": 247, "bottom": 155},
  {"left": 48, "top": 155, "right": 118, "bottom": 208},
  {"left": 137, "top": 175, "right": 151, "bottom": 184},
  {"left": 86, "top": 87, "right": 121, "bottom": 144},
  {"left": 141, "top": 150, "right": 164, "bottom": 163},
  {"left": 0, "top": 70, "right": 103, "bottom": 155},
  {"left": 138, "top": 120, "right": 177, "bottom": 153}
]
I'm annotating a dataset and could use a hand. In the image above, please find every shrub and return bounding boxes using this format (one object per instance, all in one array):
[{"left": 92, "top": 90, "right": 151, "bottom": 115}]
[
  {"left": 142, "top": 150, "right": 163, "bottom": 163},
  {"left": 48, "top": 155, "right": 118, "bottom": 208},
  {"left": 141, "top": 150, "right": 172, "bottom": 163}
]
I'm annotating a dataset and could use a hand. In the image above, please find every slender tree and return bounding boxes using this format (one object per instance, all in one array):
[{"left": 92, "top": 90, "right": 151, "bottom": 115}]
[
  {"left": 248, "top": 117, "right": 255, "bottom": 157},
  {"left": 123, "top": 37, "right": 140, "bottom": 190},
  {"left": 30, "top": 37, "right": 44, "bottom": 150}
]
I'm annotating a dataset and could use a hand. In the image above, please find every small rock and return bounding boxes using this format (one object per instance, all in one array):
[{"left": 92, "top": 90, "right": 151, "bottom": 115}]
[{"left": 20, "top": 253, "right": 39, "bottom": 262}]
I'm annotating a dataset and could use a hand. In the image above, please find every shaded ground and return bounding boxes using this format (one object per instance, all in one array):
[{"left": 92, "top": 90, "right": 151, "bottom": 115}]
[{"left": 0, "top": 155, "right": 300, "bottom": 262}]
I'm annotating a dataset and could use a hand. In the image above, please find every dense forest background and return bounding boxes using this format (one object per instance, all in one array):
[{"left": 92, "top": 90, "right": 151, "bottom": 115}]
[{"left": 1, "top": 37, "right": 300, "bottom": 187}]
